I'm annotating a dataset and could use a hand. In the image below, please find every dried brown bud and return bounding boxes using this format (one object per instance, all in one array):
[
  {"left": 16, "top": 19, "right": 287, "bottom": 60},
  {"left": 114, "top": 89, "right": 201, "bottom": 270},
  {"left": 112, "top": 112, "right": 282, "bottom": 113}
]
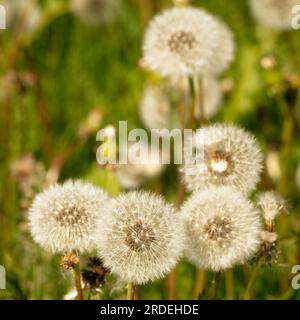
[{"left": 60, "top": 252, "right": 80, "bottom": 270}]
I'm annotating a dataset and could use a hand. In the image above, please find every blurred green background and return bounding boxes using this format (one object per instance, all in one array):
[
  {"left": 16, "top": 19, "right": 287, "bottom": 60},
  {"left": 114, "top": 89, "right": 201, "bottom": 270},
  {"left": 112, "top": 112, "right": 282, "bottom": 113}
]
[{"left": 0, "top": 0, "right": 300, "bottom": 299}]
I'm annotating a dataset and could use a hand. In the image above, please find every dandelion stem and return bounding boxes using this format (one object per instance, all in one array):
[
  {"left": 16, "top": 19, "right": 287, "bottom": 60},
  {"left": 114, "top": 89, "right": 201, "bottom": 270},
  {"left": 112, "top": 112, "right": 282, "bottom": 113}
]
[
  {"left": 173, "top": 0, "right": 191, "bottom": 6},
  {"left": 278, "top": 100, "right": 293, "bottom": 197},
  {"left": 225, "top": 269, "right": 234, "bottom": 300},
  {"left": 176, "top": 179, "right": 186, "bottom": 208},
  {"left": 166, "top": 176, "right": 184, "bottom": 300},
  {"left": 193, "top": 268, "right": 206, "bottom": 300},
  {"left": 138, "top": 0, "right": 154, "bottom": 29},
  {"left": 208, "top": 272, "right": 221, "bottom": 300},
  {"left": 73, "top": 264, "right": 84, "bottom": 300},
  {"left": 243, "top": 258, "right": 264, "bottom": 300},
  {"left": 188, "top": 76, "right": 196, "bottom": 129},
  {"left": 285, "top": 31, "right": 300, "bottom": 69},
  {"left": 194, "top": 76, "right": 205, "bottom": 126},
  {"left": 127, "top": 283, "right": 136, "bottom": 300},
  {"left": 166, "top": 269, "right": 177, "bottom": 300}
]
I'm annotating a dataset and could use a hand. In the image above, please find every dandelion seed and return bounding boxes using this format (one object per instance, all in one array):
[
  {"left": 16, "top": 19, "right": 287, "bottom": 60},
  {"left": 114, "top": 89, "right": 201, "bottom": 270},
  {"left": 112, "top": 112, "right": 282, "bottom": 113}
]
[
  {"left": 181, "top": 186, "right": 262, "bottom": 271},
  {"left": 142, "top": 7, "right": 235, "bottom": 77},
  {"left": 181, "top": 124, "right": 263, "bottom": 194},
  {"left": 29, "top": 180, "right": 108, "bottom": 253},
  {"left": 94, "top": 191, "right": 184, "bottom": 284},
  {"left": 249, "top": 0, "right": 298, "bottom": 31}
]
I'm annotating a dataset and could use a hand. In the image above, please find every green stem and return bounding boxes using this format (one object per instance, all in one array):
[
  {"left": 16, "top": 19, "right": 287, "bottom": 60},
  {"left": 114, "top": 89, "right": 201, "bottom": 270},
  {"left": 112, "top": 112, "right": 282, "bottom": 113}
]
[
  {"left": 73, "top": 264, "right": 84, "bottom": 300},
  {"left": 243, "top": 259, "right": 264, "bottom": 300},
  {"left": 188, "top": 76, "right": 196, "bottom": 129},
  {"left": 138, "top": 0, "right": 154, "bottom": 29},
  {"left": 194, "top": 76, "right": 205, "bottom": 126},
  {"left": 193, "top": 268, "right": 206, "bottom": 300},
  {"left": 127, "top": 283, "right": 136, "bottom": 300},
  {"left": 225, "top": 269, "right": 234, "bottom": 300},
  {"left": 208, "top": 272, "right": 221, "bottom": 300}
]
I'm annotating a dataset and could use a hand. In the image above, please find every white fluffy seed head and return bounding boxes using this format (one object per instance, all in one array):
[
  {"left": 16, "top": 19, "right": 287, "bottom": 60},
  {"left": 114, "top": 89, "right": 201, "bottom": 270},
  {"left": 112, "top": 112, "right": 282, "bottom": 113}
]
[
  {"left": 256, "top": 191, "right": 286, "bottom": 223},
  {"left": 94, "top": 191, "right": 184, "bottom": 284},
  {"left": 181, "top": 123, "right": 263, "bottom": 194},
  {"left": 181, "top": 186, "right": 262, "bottom": 271},
  {"left": 29, "top": 180, "right": 108, "bottom": 254},
  {"left": 139, "top": 85, "right": 173, "bottom": 131},
  {"left": 143, "top": 7, "right": 235, "bottom": 77},
  {"left": 249, "top": 0, "right": 298, "bottom": 31},
  {"left": 71, "top": 0, "right": 120, "bottom": 25}
]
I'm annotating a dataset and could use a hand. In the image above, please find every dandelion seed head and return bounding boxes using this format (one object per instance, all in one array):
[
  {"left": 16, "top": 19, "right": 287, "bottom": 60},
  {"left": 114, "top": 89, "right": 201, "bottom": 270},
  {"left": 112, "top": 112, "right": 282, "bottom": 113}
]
[
  {"left": 124, "top": 221, "right": 156, "bottom": 252},
  {"left": 143, "top": 7, "right": 235, "bottom": 77},
  {"left": 139, "top": 85, "right": 172, "bottom": 131},
  {"left": 168, "top": 30, "right": 196, "bottom": 55},
  {"left": 29, "top": 180, "right": 108, "bottom": 253},
  {"left": 181, "top": 186, "right": 262, "bottom": 271},
  {"left": 256, "top": 191, "right": 286, "bottom": 223},
  {"left": 95, "top": 191, "right": 184, "bottom": 284},
  {"left": 249, "top": 0, "right": 298, "bottom": 31},
  {"left": 181, "top": 124, "right": 263, "bottom": 194}
]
